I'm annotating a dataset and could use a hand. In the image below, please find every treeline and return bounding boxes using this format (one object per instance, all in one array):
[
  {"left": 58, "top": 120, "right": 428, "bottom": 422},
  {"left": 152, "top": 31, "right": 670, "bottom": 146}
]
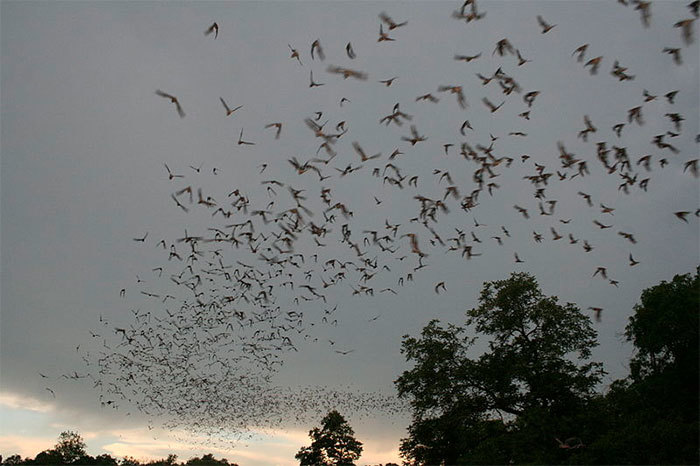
[
  {"left": 2, "top": 269, "right": 698, "bottom": 465},
  {"left": 0, "top": 431, "right": 235, "bottom": 466},
  {"left": 1, "top": 446, "right": 234, "bottom": 466},
  {"left": 394, "top": 269, "right": 699, "bottom": 465}
]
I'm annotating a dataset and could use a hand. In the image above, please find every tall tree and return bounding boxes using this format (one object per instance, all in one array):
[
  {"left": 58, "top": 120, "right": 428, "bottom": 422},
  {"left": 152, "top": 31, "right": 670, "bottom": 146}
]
[
  {"left": 395, "top": 272, "right": 604, "bottom": 464},
  {"left": 625, "top": 268, "right": 699, "bottom": 383},
  {"left": 570, "top": 269, "right": 700, "bottom": 464},
  {"left": 54, "top": 430, "right": 87, "bottom": 463},
  {"left": 295, "top": 410, "right": 363, "bottom": 466}
]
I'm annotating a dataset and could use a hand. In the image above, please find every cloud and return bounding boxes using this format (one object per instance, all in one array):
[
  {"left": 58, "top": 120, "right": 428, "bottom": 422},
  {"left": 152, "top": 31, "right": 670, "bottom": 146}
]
[
  {"left": 0, "top": 392, "right": 55, "bottom": 414},
  {"left": 360, "top": 444, "right": 402, "bottom": 465}
]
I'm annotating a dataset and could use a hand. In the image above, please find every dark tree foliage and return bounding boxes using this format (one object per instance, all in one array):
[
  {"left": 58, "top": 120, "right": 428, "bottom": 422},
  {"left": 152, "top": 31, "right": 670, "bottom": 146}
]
[
  {"left": 31, "top": 450, "right": 64, "bottom": 465},
  {"left": 0, "top": 434, "right": 246, "bottom": 466},
  {"left": 119, "top": 457, "right": 142, "bottom": 466},
  {"left": 567, "top": 269, "right": 699, "bottom": 465},
  {"left": 626, "top": 268, "right": 699, "bottom": 383},
  {"left": 185, "top": 454, "right": 232, "bottom": 466},
  {"left": 295, "top": 410, "right": 363, "bottom": 466},
  {"left": 11, "top": 431, "right": 93, "bottom": 465},
  {"left": 55, "top": 430, "right": 87, "bottom": 464},
  {"left": 93, "top": 454, "right": 118, "bottom": 465},
  {"left": 2, "top": 455, "right": 24, "bottom": 465},
  {"left": 395, "top": 272, "right": 604, "bottom": 465},
  {"left": 71, "top": 454, "right": 118, "bottom": 465},
  {"left": 145, "top": 454, "right": 179, "bottom": 466}
]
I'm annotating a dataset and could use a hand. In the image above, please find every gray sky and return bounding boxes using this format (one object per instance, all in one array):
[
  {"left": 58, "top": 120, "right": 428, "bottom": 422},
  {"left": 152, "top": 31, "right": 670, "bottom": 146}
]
[{"left": 1, "top": 1, "right": 698, "bottom": 464}]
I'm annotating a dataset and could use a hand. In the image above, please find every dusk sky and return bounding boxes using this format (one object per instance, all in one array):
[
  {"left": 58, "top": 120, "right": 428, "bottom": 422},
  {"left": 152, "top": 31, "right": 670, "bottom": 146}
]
[{"left": 1, "top": 1, "right": 698, "bottom": 465}]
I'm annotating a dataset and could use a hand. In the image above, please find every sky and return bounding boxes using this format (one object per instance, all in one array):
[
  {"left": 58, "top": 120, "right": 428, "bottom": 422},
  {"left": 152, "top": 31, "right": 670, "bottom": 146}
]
[{"left": 1, "top": 1, "right": 698, "bottom": 465}]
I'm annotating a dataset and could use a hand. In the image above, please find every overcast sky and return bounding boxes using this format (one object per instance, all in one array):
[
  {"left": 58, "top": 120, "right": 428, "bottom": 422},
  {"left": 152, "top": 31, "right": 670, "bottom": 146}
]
[{"left": 1, "top": 1, "right": 698, "bottom": 465}]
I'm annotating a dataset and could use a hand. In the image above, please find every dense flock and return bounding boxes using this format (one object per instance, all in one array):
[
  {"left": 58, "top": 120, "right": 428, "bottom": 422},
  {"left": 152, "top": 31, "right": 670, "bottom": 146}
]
[{"left": 42, "top": 0, "right": 698, "bottom": 446}]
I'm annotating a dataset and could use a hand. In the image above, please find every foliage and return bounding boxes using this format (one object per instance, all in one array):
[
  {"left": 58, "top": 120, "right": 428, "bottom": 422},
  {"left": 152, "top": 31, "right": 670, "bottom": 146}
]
[
  {"left": 3, "top": 268, "right": 697, "bottom": 465},
  {"left": 0, "top": 434, "right": 248, "bottom": 466},
  {"left": 295, "top": 410, "right": 363, "bottom": 466},
  {"left": 564, "top": 380, "right": 698, "bottom": 465},
  {"left": 94, "top": 454, "right": 119, "bottom": 465},
  {"left": 2, "top": 456, "right": 24, "bottom": 465},
  {"left": 625, "top": 268, "right": 699, "bottom": 383},
  {"left": 32, "top": 450, "right": 64, "bottom": 465},
  {"left": 55, "top": 430, "right": 87, "bottom": 464},
  {"left": 120, "top": 457, "right": 142, "bottom": 466},
  {"left": 568, "top": 269, "right": 700, "bottom": 465},
  {"left": 145, "top": 455, "right": 179, "bottom": 466},
  {"left": 185, "top": 454, "right": 232, "bottom": 466},
  {"left": 466, "top": 272, "right": 604, "bottom": 414},
  {"left": 392, "top": 269, "right": 698, "bottom": 465},
  {"left": 396, "top": 272, "right": 604, "bottom": 465},
  {"left": 70, "top": 454, "right": 118, "bottom": 465}
]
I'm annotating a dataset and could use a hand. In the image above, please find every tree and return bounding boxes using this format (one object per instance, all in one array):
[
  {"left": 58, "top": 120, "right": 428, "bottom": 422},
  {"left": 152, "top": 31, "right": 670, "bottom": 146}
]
[
  {"left": 32, "top": 450, "right": 64, "bottom": 465},
  {"left": 147, "top": 455, "right": 178, "bottom": 466},
  {"left": 54, "top": 430, "right": 87, "bottom": 463},
  {"left": 120, "top": 457, "right": 142, "bottom": 466},
  {"left": 395, "top": 272, "right": 604, "bottom": 464},
  {"left": 625, "top": 268, "right": 699, "bottom": 383},
  {"left": 71, "top": 454, "right": 119, "bottom": 465},
  {"left": 295, "top": 410, "right": 363, "bottom": 466},
  {"left": 624, "top": 268, "right": 699, "bottom": 433},
  {"left": 3, "top": 455, "right": 24, "bottom": 465},
  {"left": 186, "top": 454, "right": 235, "bottom": 466},
  {"left": 93, "top": 454, "right": 119, "bottom": 465},
  {"left": 568, "top": 269, "right": 699, "bottom": 465}
]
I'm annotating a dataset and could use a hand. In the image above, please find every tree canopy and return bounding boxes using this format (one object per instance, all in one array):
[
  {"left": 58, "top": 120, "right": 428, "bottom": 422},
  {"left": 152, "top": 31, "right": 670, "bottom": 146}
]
[
  {"left": 55, "top": 430, "right": 87, "bottom": 464},
  {"left": 295, "top": 410, "right": 363, "bottom": 466},
  {"left": 395, "top": 272, "right": 604, "bottom": 464},
  {"left": 625, "top": 268, "right": 699, "bottom": 382},
  {"left": 0, "top": 431, "right": 241, "bottom": 466},
  {"left": 567, "top": 268, "right": 699, "bottom": 465},
  {"left": 184, "top": 454, "right": 230, "bottom": 466},
  {"left": 395, "top": 269, "right": 699, "bottom": 464}
]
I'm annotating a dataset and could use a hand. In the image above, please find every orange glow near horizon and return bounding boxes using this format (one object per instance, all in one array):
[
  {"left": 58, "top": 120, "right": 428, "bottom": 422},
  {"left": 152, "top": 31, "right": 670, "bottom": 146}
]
[{"left": 0, "top": 392, "right": 401, "bottom": 465}]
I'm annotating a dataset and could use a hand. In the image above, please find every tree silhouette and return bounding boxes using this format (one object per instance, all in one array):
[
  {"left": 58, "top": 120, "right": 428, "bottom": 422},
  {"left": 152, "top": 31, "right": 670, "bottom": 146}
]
[
  {"left": 32, "top": 450, "right": 64, "bottom": 465},
  {"left": 568, "top": 269, "right": 699, "bottom": 464},
  {"left": 185, "top": 454, "right": 235, "bottom": 466},
  {"left": 119, "top": 457, "right": 141, "bottom": 466},
  {"left": 55, "top": 430, "right": 87, "bottom": 463},
  {"left": 625, "top": 268, "right": 699, "bottom": 382},
  {"left": 395, "top": 272, "right": 604, "bottom": 464},
  {"left": 295, "top": 410, "right": 363, "bottom": 466}
]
